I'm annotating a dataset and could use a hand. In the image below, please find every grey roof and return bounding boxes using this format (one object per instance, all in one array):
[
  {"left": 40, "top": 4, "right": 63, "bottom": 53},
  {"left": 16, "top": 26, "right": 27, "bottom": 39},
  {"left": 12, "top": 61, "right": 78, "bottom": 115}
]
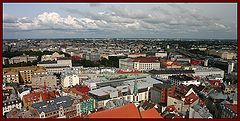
[
  {"left": 208, "top": 92, "right": 228, "bottom": 100},
  {"left": 191, "top": 105, "right": 213, "bottom": 118},
  {"left": 32, "top": 96, "right": 74, "bottom": 113}
]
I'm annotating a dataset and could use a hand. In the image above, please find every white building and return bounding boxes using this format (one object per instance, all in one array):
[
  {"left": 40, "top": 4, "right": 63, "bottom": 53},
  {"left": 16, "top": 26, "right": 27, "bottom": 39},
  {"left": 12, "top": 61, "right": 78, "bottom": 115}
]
[
  {"left": 37, "top": 59, "right": 72, "bottom": 73},
  {"left": 88, "top": 76, "right": 162, "bottom": 108},
  {"left": 61, "top": 74, "right": 80, "bottom": 88},
  {"left": 169, "top": 75, "right": 201, "bottom": 86},
  {"left": 119, "top": 57, "right": 161, "bottom": 71},
  {"left": 3, "top": 98, "right": 22, "bottom": 116},
  {"left": 192, "top": 66, "right": 224, "bottom": 78}
]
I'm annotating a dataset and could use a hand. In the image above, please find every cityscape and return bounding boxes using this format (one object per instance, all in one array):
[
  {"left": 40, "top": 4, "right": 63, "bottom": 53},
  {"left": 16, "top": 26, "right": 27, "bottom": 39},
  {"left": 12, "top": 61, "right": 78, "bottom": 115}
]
[{"left": 2, "top": 3, "right": 237, "bottom": 119}]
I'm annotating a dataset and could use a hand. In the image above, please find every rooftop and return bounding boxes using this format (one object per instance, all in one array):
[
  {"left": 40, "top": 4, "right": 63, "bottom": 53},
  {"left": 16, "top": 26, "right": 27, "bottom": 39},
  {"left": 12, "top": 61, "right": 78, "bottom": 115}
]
[{"left": 32, "top": 96, "right": 74, "bottom": 113}]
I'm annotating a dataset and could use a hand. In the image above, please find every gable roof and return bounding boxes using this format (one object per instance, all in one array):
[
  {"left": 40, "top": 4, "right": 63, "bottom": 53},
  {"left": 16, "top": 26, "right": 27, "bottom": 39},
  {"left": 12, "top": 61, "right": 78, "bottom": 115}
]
[{"left": 88, "top": 103, "right": 140, "bottom": 118}]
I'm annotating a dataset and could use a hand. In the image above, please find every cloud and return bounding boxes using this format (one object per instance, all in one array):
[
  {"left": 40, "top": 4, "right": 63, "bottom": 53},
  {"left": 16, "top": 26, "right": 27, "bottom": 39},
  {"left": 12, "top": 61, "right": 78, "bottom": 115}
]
[{"left": 4, "top": 5, "right": 231, "bottom": 35}]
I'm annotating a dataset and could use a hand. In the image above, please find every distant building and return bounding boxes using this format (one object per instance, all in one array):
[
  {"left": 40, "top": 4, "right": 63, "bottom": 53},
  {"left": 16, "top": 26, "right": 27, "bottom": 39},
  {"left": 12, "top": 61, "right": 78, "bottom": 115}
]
[
  {"left": 169, "top": 75, "right": 200, "bottom": 86},
  {"left": 9, "top": 54, "right": 37, "bottom": 64},
  {"left": 128, "top": 53, "right": 146, "bottom": 58},
  {"left": 119, "top": 57, "right": 161, "bottom": 71},
  {"left": 208, "top": 50, "right": 237, "bottom": 60},
  {"left": 37, "top": 59, "right": 72, "bottom": 73},
  {"left": 41, "top": 52, "right": 65, "bottom": 61},
  {"left": 86, "top": 52, "right": 100, "bottom": 61},
  {"left": 155, "top": 52, "right": 167, "bottom": 58},
  {"left": 160, "top": 60, "right": 182, "bottom": 69},
  {"left": 149, "top": 69, "right": 195, "bottom": 79}
]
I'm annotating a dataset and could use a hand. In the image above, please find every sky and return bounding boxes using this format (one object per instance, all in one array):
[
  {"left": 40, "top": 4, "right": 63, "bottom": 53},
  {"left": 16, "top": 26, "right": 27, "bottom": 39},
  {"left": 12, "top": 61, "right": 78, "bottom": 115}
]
[{"left": 3, "top": 3, "right": 237, "bottom": 39}]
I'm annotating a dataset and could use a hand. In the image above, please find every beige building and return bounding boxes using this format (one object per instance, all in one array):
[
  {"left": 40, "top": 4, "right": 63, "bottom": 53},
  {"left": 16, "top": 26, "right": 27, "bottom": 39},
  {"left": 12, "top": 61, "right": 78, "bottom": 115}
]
[
  {"left": 32, "top": 75, "right": 57, "bottom": 89},
  {"left": 9, "top": 55, "right": 38, "bottom": 64},
  {"left": 209, "top": 50, "right": 237, "bottom": 60},
  {"left": 3, "top": 66, "right": 47, "bottom": 84},
  {"left": 41, "top": 52, "right": 65, "bottom": 61}
]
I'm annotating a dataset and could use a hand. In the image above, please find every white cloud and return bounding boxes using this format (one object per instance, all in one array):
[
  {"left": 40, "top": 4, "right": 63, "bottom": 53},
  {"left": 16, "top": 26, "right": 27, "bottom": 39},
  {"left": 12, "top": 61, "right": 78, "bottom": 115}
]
[{"left": 4, "top": 6, "right": 231, "bottom": 34}]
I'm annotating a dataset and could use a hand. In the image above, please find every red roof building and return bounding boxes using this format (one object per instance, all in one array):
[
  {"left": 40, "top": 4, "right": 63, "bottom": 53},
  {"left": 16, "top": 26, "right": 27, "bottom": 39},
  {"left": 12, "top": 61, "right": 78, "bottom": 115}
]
[
  {"left": 22, "top": 90, "right": 59, "bottom": 108},
  {"left": 88, "top": 103, "right": 162, "bottom": 118},
  {"left": 141, "top": 108, "right": 163, "bottom": 118},
  {"left": 184, "top": 92, "right": 199, "bottom": 105}
]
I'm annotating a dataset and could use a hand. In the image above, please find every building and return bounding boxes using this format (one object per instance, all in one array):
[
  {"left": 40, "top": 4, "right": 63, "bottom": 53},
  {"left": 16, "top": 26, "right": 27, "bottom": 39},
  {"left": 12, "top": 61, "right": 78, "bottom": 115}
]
[
  {"left": 31, "top": 96, "right": 78, "bottom": 118},
  {"left": 189, "top": 105, "right": 213, "bottom": 118},
  {"left": 119, "top": 57, "right": 161, "bottom": 71},
  {"left": 208, "top": 50, "right": 237, "bottom": 60},
  {"left": 9, "top": 54, "right": 38, "bottom": 64},
  {"left": 89, "top": 77, "right": 161, "bottom": 109},
  {"left": 2, "top": 68, "right": 19, "bottom": 83},
  {"left": 150, "top": 83, "right": 176, "bottom": 105},
  {"left": 192, "top": 66, "right": 224, "bottom": 78},
  {"left": 37, "top": 59, "right": 72, "bottom": 73},
  {"left": 32, "top": 75, "right": 57, "bottom": 89},
  {"left": 167, "top": 88, "right": 199, "bottom": 112},
  {"left": 160, "top": 60, "right": 182, "bottom": 69},
  {"left": 6, "top": 107, "right": 39, "bottom": 118},
  {"left": 88, "top": 103, "right": 162, "bottom": 118},
  {"left": 128, "top": 53, "right": 146, "bottom": 58},
  {"left": 41, "top": 52, "right": 65, "bottom": 61},
  {"left": 155, "top": 52, "right": 168, "bottom": 58},
  {"left": 169, "top": 75, "right": 200, "bottom": 86},
  {"left": 3, "top": 66, "right": 47, "bottom": 84},
  {"left": 61, "top": 74, "right": 80, "bottom": 88},
  {"left": 3, "top": 57, "right": 9, "bottom": 65},
  {"left": 3, "top": 98, "right": 22, "bottom": 116},
  {"left": 86, "top": 52, "right": 100, "bottom": 61},
  {"left": 149, "top": 69, "right": 195, "bottom": 79},
  {"left": 62, "top": 85, "right": 95, "bottom": 115},
  {"left": 220, "top": 103, "right": 237, "bottom": 118},
  {"left": 22, "top": 90, "right": 59, "bottom": 108}
]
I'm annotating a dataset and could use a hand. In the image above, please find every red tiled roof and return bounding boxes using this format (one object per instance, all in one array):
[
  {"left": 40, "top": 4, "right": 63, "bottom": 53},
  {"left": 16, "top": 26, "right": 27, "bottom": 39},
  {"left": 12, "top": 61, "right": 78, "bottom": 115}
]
[
  {"left": 184, "top": 92, "right": 199, "bottom": 105},
  {"left": 88, "top": 103, "right": 141, "bottom": 118},
  {"left": 141, "top": 108, "right": 163, "bottom": 118},
  {"left": 116, "top": 70, "right": 143, "bottom": 74},
  {"left": 23, "top": 91, "right": 58, "bottom": 103},
  {"left": 208, "top": 80, "right": 221, "bottom": 86},
  {"left": 224, "top": 104, "right": 237, "bottom": 114},
  {"left": 165, "top": 105, "right": 176, "bottom": 112},
  {"left": 173, "top": 115, "right": 183, "bottom": 118},
  {"left": 69, "top": 85, "right": 90, "bottom": 95}
]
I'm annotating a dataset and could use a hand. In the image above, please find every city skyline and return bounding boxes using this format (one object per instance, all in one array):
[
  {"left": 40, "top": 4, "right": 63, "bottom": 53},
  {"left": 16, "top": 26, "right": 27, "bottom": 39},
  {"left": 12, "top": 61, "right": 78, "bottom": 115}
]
[{"left": 3, "top": 3, "right": 237, "bottom": 39}]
